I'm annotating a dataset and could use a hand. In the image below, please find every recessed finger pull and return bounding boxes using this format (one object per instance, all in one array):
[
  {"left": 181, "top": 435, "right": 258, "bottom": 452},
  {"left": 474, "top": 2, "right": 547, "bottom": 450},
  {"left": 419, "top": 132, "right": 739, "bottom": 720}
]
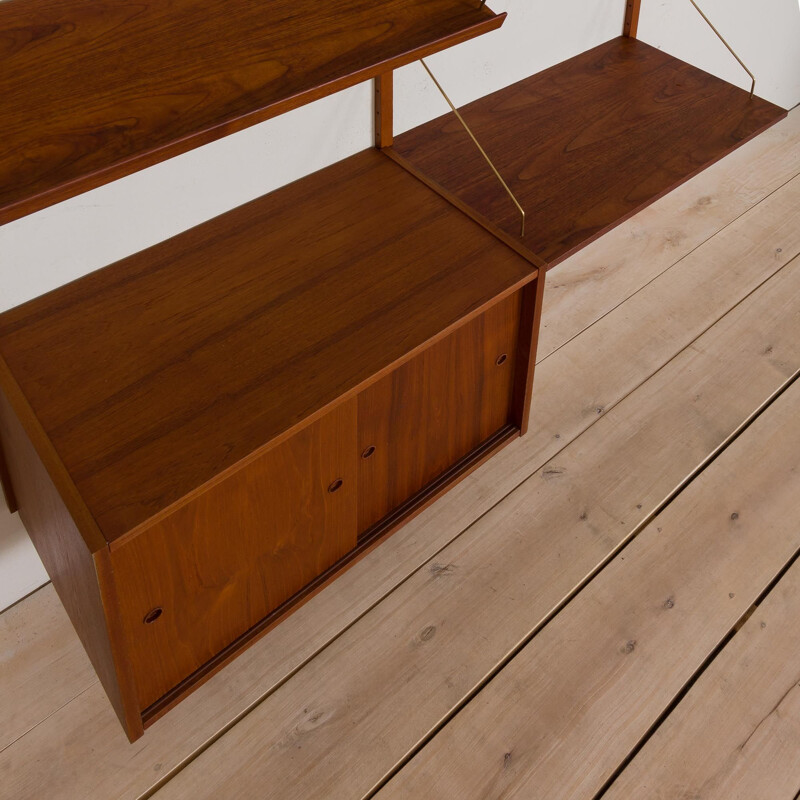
[
  {"left": 361, "top": 445, "right": 376, "bottom": 459},
  {"left": 328, "top": 478, "right": 343, "bottom": 493},
  {"left": 496, "top": 353, "right": 508, "bottom": 366},
  {"left": 143, "top": 607, "right": 163, "bottom": 624}
]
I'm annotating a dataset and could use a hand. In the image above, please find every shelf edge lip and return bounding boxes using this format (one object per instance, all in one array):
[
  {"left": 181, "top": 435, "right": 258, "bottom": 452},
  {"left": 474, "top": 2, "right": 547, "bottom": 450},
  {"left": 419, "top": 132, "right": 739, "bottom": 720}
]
[{"left": 0, "top": 10, "right": 506, "bottom": 228}]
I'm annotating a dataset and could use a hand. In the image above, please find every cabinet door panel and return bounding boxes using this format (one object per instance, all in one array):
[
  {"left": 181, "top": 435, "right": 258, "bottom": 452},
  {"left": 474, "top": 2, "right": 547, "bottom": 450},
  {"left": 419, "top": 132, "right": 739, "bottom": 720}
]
[
  {"left": 358, "top": 292, "right": 521, "bottom": 533},
  {"left": 112, "top": 399, "right": 357, "bottom": 711}
]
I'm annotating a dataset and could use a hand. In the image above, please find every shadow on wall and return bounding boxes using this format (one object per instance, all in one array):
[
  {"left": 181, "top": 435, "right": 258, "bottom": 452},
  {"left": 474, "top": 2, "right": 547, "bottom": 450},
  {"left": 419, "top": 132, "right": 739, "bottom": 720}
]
[{"left": 0, "top": 499, "right": 48, "bottom": 612}]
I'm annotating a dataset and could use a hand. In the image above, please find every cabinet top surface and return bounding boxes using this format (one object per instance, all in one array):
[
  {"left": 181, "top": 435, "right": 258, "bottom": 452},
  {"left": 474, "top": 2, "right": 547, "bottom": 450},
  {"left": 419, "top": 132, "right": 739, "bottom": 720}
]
[
  {"left": 0, "top": 0, "right": 502, "bottom": 225},
  {"left": 0, "top": 149, "right": 535, "bottom": 545}
]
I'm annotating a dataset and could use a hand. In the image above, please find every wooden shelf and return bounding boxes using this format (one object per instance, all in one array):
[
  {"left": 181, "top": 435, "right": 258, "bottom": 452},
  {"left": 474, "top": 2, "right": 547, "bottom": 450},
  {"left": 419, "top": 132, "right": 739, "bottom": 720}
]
[
  {"left": 392, "top": 36, "right": 787, "bottom": 267},
  {"left": 0, "top": 149, "right": 536, "bottom": 546},
  {"left": 0, "top": 0, "right": 504, "bottom": 225}
]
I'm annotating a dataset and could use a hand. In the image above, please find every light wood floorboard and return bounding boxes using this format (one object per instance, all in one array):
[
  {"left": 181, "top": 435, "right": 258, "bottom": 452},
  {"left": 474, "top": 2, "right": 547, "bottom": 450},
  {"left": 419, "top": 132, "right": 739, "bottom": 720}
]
[
  {"left": 4, "top": 170, "right": 799, "bottom": 800},
  {"left": 0, "top": 587, "right": 93, "bottom": 751},
  {"left": 603, "top": 534, "right": 800, "bottom": 800}
]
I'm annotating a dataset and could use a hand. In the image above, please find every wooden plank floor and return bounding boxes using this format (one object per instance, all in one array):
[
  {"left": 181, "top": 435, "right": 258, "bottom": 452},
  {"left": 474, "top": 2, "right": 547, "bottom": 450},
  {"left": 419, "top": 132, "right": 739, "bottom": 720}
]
[{"left": 1, "top": 107, "right": 799, "bottom": 800}]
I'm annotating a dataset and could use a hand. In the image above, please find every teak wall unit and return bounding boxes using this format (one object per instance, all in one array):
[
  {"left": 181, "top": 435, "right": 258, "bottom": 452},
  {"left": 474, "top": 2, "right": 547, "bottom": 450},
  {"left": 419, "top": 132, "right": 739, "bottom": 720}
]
[{"left": 0, "top": 0, "right": 786, "bottom": 741}]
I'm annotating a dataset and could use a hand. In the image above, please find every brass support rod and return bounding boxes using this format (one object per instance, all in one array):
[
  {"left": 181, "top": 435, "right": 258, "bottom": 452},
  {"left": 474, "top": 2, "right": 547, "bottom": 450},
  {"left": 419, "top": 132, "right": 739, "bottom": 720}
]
[
  {"left": 419, "top": 58, "right": 526, "bottom": 238},
  {"left": 688, "top": 0, "right": 756, "bottom": 99}
]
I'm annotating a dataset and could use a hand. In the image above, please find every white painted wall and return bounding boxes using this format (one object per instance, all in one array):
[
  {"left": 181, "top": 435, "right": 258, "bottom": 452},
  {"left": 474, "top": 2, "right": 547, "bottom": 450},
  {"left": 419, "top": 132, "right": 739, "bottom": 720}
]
[
  {"left": 1, "top": 0, "right": 798, "bottom": 610},
  {"left": 639, "top": 0, "right": 800, "bottom": 109}
]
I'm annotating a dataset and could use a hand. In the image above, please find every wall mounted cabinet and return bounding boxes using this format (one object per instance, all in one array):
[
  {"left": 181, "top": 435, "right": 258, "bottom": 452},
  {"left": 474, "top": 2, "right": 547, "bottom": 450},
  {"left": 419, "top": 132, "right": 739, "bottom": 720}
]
[{"left": 0, "top": 149, "right": 541, "bottom": 739}]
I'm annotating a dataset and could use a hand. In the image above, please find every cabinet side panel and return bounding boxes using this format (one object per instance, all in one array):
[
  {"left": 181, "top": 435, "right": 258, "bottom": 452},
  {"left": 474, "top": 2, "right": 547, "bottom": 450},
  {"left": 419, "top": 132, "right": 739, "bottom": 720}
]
[
  {"left": 0, "top": 419, "right": 17, "bottom": 512},
  {"left": 0, "top": 389, "right": 142, "bottom": 738},
  {"left": 512, "top": 272, "right": 546, "bottom": 435},
  {"left": 358, "top": 290, "right": 522, "bottom": 532},
  {"left": 112, "top": 398, "right": 358, "bottom": 711}
]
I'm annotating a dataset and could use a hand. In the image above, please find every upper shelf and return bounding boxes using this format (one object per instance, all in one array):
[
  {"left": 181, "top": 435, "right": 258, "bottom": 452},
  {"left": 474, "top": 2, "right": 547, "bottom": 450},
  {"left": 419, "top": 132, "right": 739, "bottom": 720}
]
[
  {"left": 0, "top": 0, "right": 504, "bottom": 225},
  {"left": 393, "top": 36, "right": 786, "bottom": 267}
]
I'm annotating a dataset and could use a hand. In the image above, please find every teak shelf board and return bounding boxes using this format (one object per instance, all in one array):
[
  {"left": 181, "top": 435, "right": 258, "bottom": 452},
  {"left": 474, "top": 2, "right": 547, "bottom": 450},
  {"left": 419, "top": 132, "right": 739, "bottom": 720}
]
[
  {"left": 0, "top": 0, "right": 504, "bottom": 225},
  {"left": 0, "top": 149, "right": 536, "bottom": 547},
  {"left": 392, "top": 36, "right": 787, "bottom": 267}
]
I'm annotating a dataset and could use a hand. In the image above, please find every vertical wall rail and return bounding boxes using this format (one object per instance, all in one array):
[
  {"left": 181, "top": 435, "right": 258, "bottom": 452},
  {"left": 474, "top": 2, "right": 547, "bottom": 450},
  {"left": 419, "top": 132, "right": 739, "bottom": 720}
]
[
  {"left": 624, "top": 0, "right": 642, "bottom": 37},
  {"left": 375, "top": 72, "right": 394, "bottom": 149}
]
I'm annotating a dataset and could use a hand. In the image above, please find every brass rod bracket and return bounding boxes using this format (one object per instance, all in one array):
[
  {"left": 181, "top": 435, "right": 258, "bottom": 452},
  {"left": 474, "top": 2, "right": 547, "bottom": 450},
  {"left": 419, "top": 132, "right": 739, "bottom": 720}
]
[
  {"left": 419, "top": 58, "right": 526, "bottom": 238},
  {"left": 688, "top": 0, "right": 756, "bottom": 99}
]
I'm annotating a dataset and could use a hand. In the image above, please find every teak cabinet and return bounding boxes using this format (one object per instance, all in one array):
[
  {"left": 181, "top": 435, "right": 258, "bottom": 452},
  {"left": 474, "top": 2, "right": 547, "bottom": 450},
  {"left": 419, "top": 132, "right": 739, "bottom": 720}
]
[
  {"left": 358, "top": 292, "right": 522, "bottom": 531},
  {"left": 0, "top": 138, "right": 542, "bottom": 741},
  {"left": 111, "top": 401, "right": 360, "bottom": 712},
  {"left": 109, "top": 290, "right": 524, "bottom": 713},
  {"left": 0, "top": 270, "right": 538, "bottom": 738}
]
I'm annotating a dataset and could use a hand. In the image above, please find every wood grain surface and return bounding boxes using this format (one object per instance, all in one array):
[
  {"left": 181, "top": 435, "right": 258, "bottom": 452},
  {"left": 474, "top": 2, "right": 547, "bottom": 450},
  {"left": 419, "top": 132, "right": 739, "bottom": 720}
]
[
  {"left": 358, "top": 292, "right": 520, "bottom": 531},
  {"left": 511, "top": 275, "right": 545, "bottom": 435},
  {"left": 0, "top": 0, "right": 504, "bottom": 223},
  {"left": 0, "top": 149, "right": 535, "bottom": 546},
  {"left": 379, "top": 330, "right": 800, "bottom": 800},
  {"left": 112, "top": 400, "right": 358, "bottom": 711},
  {"left": 0, "top": 422, "right": 17, "bottom": 513},
  {"left": 623, "top": 0, "right": 641, "bottom": 37},
  {"left": 536, "top": 111, "right": 800, "bottom": 360},
  {"left": 393, "top": 36, "right": 786, "bottom": 266},
  {"left": 0, "top": 389, "right": 141, "bottom": 738},
  {"left": 375, "top": 72, "right": 394, "bottom": 148}
]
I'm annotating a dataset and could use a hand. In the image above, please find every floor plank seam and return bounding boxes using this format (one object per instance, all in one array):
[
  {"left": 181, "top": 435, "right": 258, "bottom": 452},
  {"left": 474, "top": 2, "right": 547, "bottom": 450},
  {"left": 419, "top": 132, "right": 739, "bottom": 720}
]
[
  {"left": 362, "top": 333, "right": 800, "bottom": 800},
  {"left": 0, "top": 682, "right": 96, "bottom": 756},
  {"left": 138, "top": 253, "right": 800, "bottom": 800},
  {"left": 732, "top": 600, "right": 761, "bottom": 634},
  {"left": 592, "top": 429, "right": 800, "bottom": 799},
  {"left": 0, "top": 579, "right": 53, "bottom": 616},
  {"left": 537, "top": 168, "right": 800, "bottom": 367}
]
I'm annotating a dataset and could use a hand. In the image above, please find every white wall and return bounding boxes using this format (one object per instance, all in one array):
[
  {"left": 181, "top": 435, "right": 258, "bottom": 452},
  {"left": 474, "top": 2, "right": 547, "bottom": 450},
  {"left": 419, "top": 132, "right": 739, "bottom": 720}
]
[
  {"left": 1, "top": 0, "right": 798, "bottom": 610},
  {"left": 639, "top": 0, "right": 800, "bottom": 110}
]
